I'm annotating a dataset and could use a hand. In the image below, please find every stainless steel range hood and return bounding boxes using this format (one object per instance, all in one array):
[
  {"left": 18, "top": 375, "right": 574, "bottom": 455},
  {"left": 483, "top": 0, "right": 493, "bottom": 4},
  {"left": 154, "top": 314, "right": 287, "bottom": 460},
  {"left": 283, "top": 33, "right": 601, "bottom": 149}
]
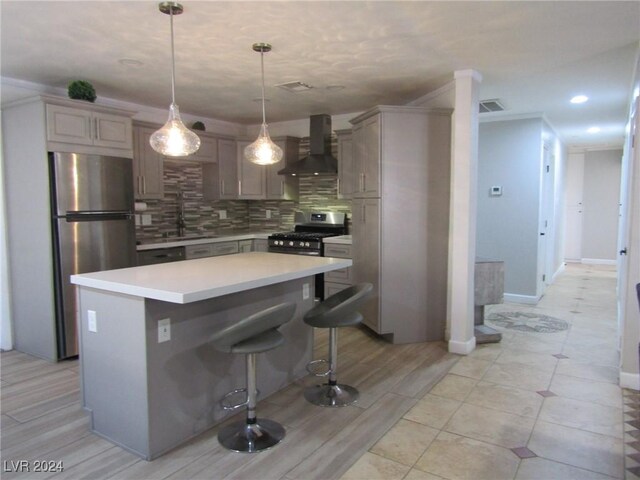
[{"left": 278, "top": 114, "right": 338, "bottom": 176}]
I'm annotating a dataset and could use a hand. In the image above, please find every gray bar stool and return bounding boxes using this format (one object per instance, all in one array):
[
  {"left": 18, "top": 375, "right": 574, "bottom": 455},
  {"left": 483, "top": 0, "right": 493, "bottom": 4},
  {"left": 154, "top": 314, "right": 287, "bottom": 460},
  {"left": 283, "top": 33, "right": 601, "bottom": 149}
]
[
  {"left": 304, "top": 283, "right": 373, "bottom": 407},
  {"left": 209, "top": 302, "right": 296, "bottom": 453}
]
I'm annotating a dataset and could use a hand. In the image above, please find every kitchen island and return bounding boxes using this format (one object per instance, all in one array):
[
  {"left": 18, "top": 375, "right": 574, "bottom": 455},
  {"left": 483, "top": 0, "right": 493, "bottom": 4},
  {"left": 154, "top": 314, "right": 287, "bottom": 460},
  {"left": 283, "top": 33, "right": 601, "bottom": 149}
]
[{"left": 70, "top": 252, "right": 352, "bottom": 460}]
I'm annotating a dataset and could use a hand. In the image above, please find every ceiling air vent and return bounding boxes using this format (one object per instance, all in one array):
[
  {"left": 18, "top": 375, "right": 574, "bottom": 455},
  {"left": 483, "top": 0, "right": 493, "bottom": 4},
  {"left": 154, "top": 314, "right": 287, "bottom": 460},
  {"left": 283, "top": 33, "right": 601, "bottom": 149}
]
[
  {"left": 275, "top": 81, "right": 313, "bottom": 93},
  {"left": 479, "top": 99, "right": 505, "bottom": 113}
]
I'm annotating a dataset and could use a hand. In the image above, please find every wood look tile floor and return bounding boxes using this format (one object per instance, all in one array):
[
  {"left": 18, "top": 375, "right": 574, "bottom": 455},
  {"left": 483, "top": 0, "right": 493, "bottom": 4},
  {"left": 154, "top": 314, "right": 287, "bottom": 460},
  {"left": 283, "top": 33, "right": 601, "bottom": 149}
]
[{"left": 0, "top": 263, "right": 631, "bottom": 480}]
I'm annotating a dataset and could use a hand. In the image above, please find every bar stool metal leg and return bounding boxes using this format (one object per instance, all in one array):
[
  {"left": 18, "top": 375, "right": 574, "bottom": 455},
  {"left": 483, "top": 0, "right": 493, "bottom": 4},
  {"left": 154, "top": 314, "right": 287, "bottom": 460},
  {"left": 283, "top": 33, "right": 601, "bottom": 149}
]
[
  {"left": 218, "top": 353, "right": 285, "bottom": 453},
  {"left": 304, "top": 327, "right": 359, "bottom": 407}
]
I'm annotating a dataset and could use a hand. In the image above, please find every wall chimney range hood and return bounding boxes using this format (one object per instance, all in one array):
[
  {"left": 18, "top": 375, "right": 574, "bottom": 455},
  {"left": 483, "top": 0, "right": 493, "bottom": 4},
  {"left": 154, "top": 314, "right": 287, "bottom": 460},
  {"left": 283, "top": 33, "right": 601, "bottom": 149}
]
[{"left": 278, "top": 114, "right": 338, "bottom": 176}]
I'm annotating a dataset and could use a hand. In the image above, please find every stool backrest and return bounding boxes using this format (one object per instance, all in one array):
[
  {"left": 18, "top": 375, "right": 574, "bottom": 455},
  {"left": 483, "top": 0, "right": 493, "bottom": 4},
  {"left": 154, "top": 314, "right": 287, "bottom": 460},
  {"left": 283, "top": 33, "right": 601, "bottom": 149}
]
[
  {"left": 305, "top": 283, "right": 373, "bottom": 326},
  {"left": 209, "top": 302, "right": 296, "bottom": 352}
]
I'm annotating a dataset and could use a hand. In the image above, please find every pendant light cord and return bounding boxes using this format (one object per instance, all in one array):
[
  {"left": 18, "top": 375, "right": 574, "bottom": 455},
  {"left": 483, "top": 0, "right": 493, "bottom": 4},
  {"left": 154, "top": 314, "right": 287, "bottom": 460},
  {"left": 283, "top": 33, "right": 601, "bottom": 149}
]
[
  {"left": 170, "top": 7, "right": 176, "bottom": 105},
  {"left": 260, "top": 50, "right": 267, "bottom": 126}
]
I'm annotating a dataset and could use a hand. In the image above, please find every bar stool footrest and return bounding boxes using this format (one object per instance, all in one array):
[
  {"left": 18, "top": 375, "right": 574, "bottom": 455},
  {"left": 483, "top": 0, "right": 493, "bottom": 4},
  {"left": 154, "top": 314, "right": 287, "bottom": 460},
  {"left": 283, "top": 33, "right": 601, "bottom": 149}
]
[
  {"left": 220, "top": 388, "right": 260, "bottom": 410},
  {"left": 303, "top": 383, "right": 359, "bottom": 407},
  {"left": 218, "top": 418, "right": 285, "bottom": 453},
  {"left": 305, "top": 358, "right": 331, "bottom": 377}
]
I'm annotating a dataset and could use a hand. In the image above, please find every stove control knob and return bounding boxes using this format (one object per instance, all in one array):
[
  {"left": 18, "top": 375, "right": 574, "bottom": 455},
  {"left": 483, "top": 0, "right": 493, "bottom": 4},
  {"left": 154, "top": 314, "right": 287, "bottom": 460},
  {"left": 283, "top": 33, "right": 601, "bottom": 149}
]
[
  {"left": 299, "top": 241, "right": 305, "bottom": 247},
  {"left": 305, "top": 242, "right": 310, "bottom": 247},
  {"left": 289, "top": 241, "right": 294, "bottom": 246}
]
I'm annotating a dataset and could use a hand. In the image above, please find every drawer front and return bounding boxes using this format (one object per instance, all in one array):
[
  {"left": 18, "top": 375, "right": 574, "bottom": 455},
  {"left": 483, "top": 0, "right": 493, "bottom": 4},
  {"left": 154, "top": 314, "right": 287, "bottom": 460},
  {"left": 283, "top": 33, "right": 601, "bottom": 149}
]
[
  {"left": 238, "top": 240, "right": 253, "bottom": 253},
  {"left": 185, "top": 244, "right": 214, "bottom": 259},
  {"left": 324, "top": 244, "right": 352, "bottom": 259},
  {"left": 211, "top": 241, "right": 239, "bottom": 256},
  {"left": 325, "top": 267, "right": 352, "bottom": 284}
]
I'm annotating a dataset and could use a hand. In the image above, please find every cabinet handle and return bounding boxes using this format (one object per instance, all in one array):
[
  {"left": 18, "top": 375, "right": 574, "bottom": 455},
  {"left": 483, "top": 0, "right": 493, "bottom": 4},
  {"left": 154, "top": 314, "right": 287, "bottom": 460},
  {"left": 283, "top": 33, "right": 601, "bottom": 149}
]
[
  {"left": 221, "top": 179, "right": 225, "bottom": 196},
  {"left": 281, "top": 179, "right": 284, "bottom": 196},
  {"left": 337, "top": 177, "right": 341, "bottom": 195},
  {"left": 94, "top": 118, "right": 99, "bottom": 140},
  {"left": 362, "top": 173, "right": 366, "bottom": 192},
  {"left": 142, "top": 176, "right": 146, "bottom": 194},
  {"left": 359, "top": 173, "right": 364, "bottom": 192},
  {"left": 238, "top": 180, "right": 242, "bottom": 195}
]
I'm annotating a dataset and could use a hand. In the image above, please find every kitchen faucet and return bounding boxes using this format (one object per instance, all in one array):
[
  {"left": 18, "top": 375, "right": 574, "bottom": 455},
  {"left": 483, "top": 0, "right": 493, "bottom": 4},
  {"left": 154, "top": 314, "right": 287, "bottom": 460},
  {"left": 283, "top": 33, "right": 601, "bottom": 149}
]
[{"left": 177, "top": 191, "right": 186, "bottom": 237}]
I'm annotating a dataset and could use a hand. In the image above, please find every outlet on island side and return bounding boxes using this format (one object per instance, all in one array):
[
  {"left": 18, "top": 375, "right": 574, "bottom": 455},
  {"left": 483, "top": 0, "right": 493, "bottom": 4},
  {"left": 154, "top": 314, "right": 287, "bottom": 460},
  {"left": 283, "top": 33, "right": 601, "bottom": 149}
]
[
  {"left": 158, "top": 318, "right": 171, "bottom": 343},
  {"left": 302, "top": 283, "right": 310, "bottom": 300},
  {"left": 88, "top": 310, "right": 97, "bottom": 333}
]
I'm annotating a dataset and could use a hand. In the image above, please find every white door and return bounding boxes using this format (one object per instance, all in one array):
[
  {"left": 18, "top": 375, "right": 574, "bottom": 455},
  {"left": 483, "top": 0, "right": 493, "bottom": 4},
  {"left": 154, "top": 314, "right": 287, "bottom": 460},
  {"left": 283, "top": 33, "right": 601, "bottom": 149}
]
[{"left": 537, "top": 144, "right": 552, "bottom": 296}]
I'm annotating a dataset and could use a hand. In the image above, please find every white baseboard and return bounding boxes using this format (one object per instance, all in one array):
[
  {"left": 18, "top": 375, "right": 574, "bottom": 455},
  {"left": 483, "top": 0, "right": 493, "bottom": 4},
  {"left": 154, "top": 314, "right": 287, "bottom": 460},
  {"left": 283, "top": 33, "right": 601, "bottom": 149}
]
[
  {"left": 448, "top": 336, "right": 476, "bottom": 355},
  {"left": 620, "top": 371, "right": 640, "bottom": 390},
  {"left": 581, "top": 258, "right": 617, "bottom": 265},
  {"left": 503, "top": 293, "right": 541, "bottom": 305},
  {"left": 552, "top": 263, "right": 566, "bottom": 282}
]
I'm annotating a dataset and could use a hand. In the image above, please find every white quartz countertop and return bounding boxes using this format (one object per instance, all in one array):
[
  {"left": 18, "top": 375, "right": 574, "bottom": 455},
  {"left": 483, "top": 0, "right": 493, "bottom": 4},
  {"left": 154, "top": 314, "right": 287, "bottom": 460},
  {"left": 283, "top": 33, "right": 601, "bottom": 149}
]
[
  {"left": 71, "top": 252, "right": 352, "bottom": 304},
  {"left": 137, "top": 232, "right": 273, "bottom": 251},
  {"left": 323, "top": 235, "right": 352, "bottom": 245}
]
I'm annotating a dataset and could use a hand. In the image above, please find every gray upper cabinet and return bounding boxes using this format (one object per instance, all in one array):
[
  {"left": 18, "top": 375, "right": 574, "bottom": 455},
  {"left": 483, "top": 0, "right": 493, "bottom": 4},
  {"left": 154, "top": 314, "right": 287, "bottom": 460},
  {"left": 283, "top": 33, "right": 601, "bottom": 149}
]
[
  {"left": 350, "top": 106, "right": 452, "bottom": 344},
  {"left": 335, "top": 129, "right": 355, "bottom": 199},
  {"left": 237, "top": 140, "right": 266, "bottom": 199},
  {"left": 203, "top": 138, "right": 238, "bottom": 200},
  {"left": 352, "top": 114, "right": 380, "bottom": 198},
  {"left": 267, "top": 136, "right": 300, "bottom": 200},
  {"left": 132, "top": 125, "right": 164, "bottom": 200},
  {"left": 46, "top": 103, "right": 132, "bottom": 151},
  {"left": 172, "top": 134, "right": 217, "bottom": 163}
]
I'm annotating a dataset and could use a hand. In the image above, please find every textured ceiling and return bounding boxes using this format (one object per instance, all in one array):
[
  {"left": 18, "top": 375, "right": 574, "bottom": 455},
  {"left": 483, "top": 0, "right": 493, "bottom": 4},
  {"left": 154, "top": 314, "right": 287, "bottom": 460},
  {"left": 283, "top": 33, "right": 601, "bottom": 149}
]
[{"left": 1, "top": 1, "right": 639, "bottom": 146}]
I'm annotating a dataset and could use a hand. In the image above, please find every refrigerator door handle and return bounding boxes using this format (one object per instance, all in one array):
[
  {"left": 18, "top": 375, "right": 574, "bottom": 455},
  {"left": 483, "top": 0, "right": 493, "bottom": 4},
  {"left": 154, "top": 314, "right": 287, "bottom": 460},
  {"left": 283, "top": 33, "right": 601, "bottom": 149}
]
[{"left": 64, "top": 211, "right": 133, "bottom": 222}]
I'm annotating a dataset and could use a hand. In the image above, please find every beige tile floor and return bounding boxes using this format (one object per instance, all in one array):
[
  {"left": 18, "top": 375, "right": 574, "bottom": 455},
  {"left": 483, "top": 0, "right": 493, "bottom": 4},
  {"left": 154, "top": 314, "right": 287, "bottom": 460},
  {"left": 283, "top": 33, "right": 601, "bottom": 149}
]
[{"left": 342, "top": 263, "right": 633, "bottom": 480}]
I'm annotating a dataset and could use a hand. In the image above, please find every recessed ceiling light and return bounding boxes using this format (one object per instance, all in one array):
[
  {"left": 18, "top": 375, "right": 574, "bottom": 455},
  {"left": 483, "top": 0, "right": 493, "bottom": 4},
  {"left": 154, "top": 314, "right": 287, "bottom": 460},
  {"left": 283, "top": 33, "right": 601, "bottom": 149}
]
[
  {"left": 118, "top": 58, "right": 144, "bottom": 67},
  {"left": 587, "top": 126, "right": 601, "bottom": 133},
  {"left": 570, "top": 95, "right": 588, "bottom": 104}
]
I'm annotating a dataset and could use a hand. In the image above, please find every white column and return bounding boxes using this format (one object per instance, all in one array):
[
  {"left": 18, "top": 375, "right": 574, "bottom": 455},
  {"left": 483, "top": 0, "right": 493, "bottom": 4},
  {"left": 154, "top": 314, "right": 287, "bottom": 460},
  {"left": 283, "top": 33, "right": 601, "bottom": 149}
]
[{"left": 447, "top": 69, "right": 482, "bottom": 355}]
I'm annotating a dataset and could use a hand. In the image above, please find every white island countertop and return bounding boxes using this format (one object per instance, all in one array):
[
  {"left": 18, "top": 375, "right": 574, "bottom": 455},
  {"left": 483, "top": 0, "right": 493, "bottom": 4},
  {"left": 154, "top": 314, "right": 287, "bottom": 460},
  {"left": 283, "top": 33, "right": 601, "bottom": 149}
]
[{"left": 71, "top": 252, "right": 352, "bottom": 304}]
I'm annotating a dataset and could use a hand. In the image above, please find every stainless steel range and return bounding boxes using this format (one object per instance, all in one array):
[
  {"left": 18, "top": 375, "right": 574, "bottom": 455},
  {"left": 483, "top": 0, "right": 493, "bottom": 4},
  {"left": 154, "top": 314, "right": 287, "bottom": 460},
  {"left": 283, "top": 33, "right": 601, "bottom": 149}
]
[
  {"left": 268, "top": 212, "right": 346, "bottom": 256},
  {"left": 268, "top": 211, "right": 347, "bottom": 298}
]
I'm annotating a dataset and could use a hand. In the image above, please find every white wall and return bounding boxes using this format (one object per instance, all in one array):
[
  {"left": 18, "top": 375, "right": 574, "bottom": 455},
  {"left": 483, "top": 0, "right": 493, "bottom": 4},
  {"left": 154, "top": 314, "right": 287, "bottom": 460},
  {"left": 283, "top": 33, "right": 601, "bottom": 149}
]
[
  {"left": 581, "top": 149, "right": 622, "bottom": 262},
  {"left": 0, "top": 113, "right": 14, "bottom": 351},
  {"left": 477, "top": 118, "right": 543, "bottom": 299}
]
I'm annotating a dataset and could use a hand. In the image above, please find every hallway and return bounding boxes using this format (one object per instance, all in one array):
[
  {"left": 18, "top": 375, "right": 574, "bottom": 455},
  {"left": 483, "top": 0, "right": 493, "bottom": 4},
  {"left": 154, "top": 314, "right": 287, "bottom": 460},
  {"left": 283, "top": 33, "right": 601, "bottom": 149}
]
[{"left": 341, "top": 263, "right": 632, "bottom": 479}]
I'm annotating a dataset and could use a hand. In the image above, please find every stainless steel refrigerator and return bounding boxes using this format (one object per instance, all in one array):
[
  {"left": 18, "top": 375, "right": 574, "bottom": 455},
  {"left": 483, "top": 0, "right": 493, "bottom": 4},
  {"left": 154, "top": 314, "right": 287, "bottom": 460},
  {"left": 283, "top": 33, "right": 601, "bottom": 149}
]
[{"left": 50, "top": 152, "right": 136, "bottom": 359}]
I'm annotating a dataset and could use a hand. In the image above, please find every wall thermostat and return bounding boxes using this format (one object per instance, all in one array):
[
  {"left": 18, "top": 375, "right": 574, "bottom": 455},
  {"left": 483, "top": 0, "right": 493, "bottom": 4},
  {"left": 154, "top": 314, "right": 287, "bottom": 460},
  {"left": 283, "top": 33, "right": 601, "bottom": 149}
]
[{"left": 490, "top": 186, "right": 502, "bottom": 196}]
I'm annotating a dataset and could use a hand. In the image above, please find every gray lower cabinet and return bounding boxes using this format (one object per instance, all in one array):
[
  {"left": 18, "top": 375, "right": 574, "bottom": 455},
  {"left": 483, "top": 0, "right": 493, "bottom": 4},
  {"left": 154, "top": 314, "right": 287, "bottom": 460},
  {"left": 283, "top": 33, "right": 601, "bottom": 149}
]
[
  {"left": 253, "top": 239, "right": 269, "bottom": 252},
  {"left": 185, "top": 241, "right": 240, "bottom": 259},
  {"left": 324, "top": 243, "right": 353, "bottom": 298},
  {"left": 351, "top": 199, "right": 381, "bottom": 334},
  {"left": 238, "top": 240, "right": 253, "bottom": 252},
  {"left": 350, "top": 106, "right": 452, "bottom": 343}
]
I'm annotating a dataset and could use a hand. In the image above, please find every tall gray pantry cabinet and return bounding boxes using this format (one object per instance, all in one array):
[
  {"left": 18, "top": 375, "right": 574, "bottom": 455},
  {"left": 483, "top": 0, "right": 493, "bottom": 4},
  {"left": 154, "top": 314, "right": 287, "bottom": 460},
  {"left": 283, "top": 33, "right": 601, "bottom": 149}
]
[{"left": 349, "top": 106, "right": 452, "bottom": 344}]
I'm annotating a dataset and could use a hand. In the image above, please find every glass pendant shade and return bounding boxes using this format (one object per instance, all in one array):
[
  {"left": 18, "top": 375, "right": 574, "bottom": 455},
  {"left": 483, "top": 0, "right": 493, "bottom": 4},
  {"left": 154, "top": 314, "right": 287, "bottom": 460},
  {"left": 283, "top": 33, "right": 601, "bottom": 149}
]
[
  {"left": 150, "top": 2, "right": 200, "bottom": 157},
  {"left": 244, "top": 123, "right": 283, "bottom": 165},
  {"left": 150, "top": 103, "right": 201, "bottom": 156}
]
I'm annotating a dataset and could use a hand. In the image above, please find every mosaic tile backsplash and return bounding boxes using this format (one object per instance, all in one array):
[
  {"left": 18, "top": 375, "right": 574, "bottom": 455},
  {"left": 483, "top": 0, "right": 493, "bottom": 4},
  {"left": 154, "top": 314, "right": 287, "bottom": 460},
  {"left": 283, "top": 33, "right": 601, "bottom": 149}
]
[{"left": 135, "top": 136, "right": 352, "bottom": 242}]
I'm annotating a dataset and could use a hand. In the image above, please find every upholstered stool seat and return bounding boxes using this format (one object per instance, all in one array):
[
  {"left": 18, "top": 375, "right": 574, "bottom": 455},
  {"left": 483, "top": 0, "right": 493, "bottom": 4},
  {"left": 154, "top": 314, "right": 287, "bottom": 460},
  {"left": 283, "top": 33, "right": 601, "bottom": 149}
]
[
  {"left": 209, "top": 302, "right": 296, "bottom": 453},
  {"left": 303, "top": 283, "right": 373, "bottom": 407}
]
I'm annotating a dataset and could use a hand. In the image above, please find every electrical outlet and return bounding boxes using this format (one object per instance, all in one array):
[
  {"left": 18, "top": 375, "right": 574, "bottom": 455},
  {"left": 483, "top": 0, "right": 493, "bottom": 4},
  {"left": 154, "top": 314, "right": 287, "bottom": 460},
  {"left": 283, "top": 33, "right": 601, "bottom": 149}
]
[
  {"left": 302, "top": 283, "right": 310, "bottom": 300},
  {"left": 218, "top": 210, "right": 227, "bottom": 220},
  {"left": 141, "top": 214, "right": 152, "bottom": 226},
  {"left": 266, "top": 209, "right": 271, "bottom": 219},
  {"left": 158, "top": 318, "right": 171, "bottom": 343},
  {"left": 88, "top": 310, "right": 97, "bottom": 333}
]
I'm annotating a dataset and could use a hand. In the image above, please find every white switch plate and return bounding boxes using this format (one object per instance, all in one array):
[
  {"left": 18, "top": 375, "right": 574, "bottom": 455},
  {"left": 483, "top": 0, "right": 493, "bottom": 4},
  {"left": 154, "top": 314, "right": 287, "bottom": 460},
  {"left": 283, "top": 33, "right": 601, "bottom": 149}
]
[
  {"left": 266, "top": 209, "right": 271, "bottom": 219},
  {"left": 219, "top": 210, "right": 227, "bottom": 220},
  {"left": 302, "top": 283, "right": 310, "bottom": 300},
  {"left": 141, "top": 214, "right": 152, "bottom": 226},
  {"left": 490, "top": 186, "right": 502, "bottom": 196},
  {"left": 88, "top": 310, "right": 97, "bottom": 333},
  {"left": 158, "top": 318, "right": 171, "bottom": 343}
]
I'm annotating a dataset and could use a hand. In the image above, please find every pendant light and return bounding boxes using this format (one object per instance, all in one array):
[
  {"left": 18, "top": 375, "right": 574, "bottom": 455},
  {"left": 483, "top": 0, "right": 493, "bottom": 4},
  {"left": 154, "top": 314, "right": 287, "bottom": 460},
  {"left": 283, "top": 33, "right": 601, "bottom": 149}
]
[
  {"left": 150, "top": 2, "right": 200, "bottom": 157},
  {"left": 244, "top": 43, "right": 283, "bottom": 166}
]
